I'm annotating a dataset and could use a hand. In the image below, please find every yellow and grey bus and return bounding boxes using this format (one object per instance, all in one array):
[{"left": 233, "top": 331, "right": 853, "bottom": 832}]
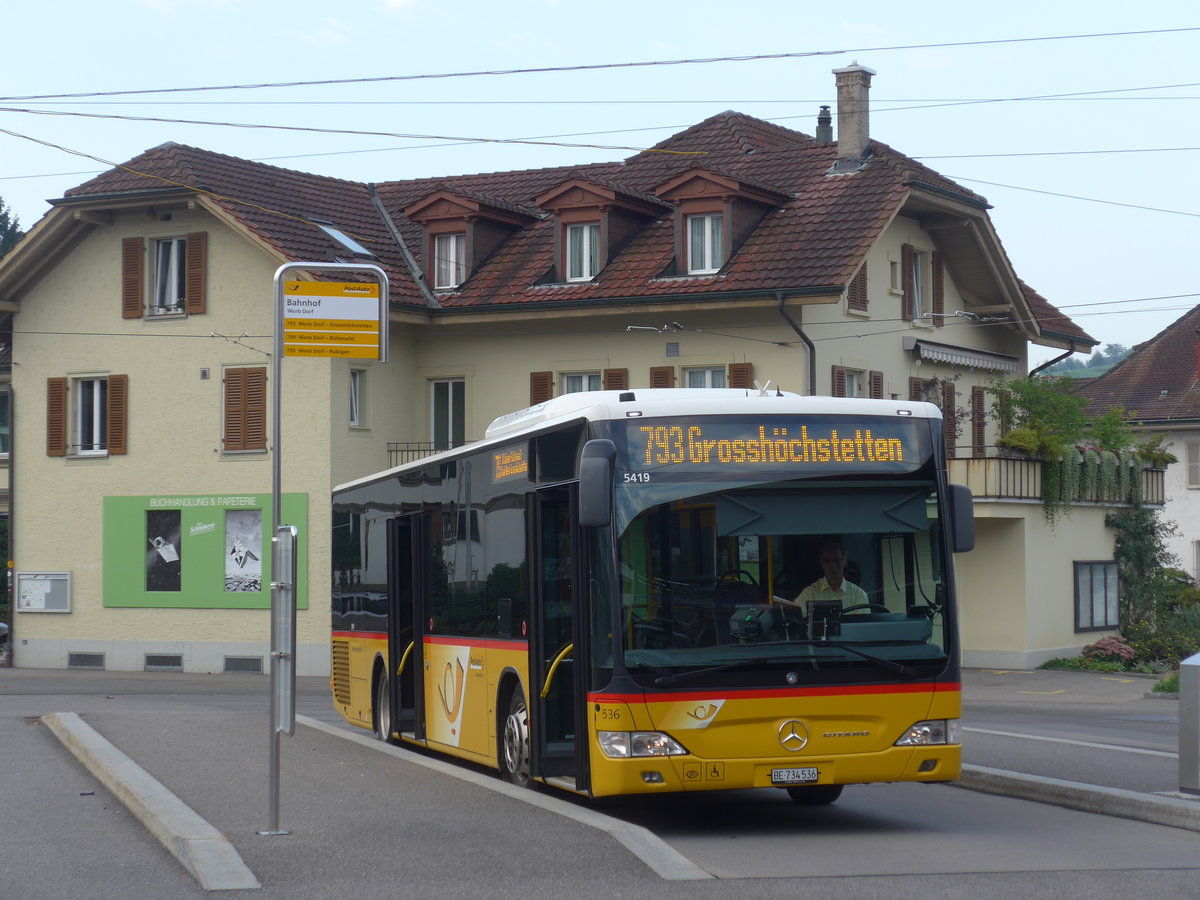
[{"left": 330, "top": 388, "right": 973, "bottom": 803}]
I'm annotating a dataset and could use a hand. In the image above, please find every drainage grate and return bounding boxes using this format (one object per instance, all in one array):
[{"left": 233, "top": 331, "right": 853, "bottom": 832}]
[
  {"left": 67, "top": 652, "right": 105, "bottom": 670},
  {"left": 144, "top": 654, "right": 183, "bottom": 672},
  {"left": 224, "top": 656, "right": 263, "bottom": 674}
]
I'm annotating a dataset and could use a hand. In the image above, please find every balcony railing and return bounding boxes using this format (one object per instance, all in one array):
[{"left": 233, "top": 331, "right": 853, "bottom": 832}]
[
  {"left": 949, "top": 455, "right": 1165, "bottom": 507},
  {"left": 387, "top": 441, "right": 477, "bottom": 470}
]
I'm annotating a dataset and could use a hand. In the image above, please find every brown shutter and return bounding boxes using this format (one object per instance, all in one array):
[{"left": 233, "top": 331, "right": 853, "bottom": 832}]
[
  {"left": 831, "top": 365, "right": 846, "bottom": 398},
  {"left": 941, "top": 382, "right": 956, "bottom": 459},
  {"left": 869, "top": 370, "right": 884, "bottom": 399},
  {"left": 529, "top": 371, "right": 553, "bottom": 405},
  {"left": 122, "top": 237, "right": 144, "bottom": 319},
  {"left": 971, "top": 385, "right": 986, "bottom": 457},
  {"left": 901, "top": 243, "right": 914, "bottom": 322},
  {"left": 847, "top": 267, "right": 868, "bottom": 311},
  {"left": 649, "top": 366, "right": 674, "bottom": 388},
  {"left": 224, "top": 367, "right": 268, "bottom": 452},
  {"left": 107, "top": 374, "right": 128, "bottom": 455},
  {"left": 908, "top": 376, "right": 926, "bottom": 402},
  {"left": 932, "top": 251, "right": 944, "bottom": 327},
  {"left": 602, "top": 368, "right": 628, "bottom": 390},
  {"left": 727, "top": 362, "right": 753, "bottom": 389},
  {"left": 184, "top": 231, "right": 207, "bottom": 315},
  {"left": 47, "top": 377, "right": 68, "bottom": 457}
]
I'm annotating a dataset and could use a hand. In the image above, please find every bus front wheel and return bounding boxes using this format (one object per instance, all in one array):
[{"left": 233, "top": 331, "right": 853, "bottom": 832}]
[
  {"left": 374, "top": 672, "right": 393, "bottom": 743},
  {"left": 786, "top": 784, "right": 843, "bottom": 805},
  {"left": 500, "top": 687, "right": 531, "bottom": 787}
]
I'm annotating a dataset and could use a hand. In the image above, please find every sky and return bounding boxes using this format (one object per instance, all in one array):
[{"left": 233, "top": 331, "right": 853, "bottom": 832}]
[{"left": 2, "top": 0, "right": 1197, "bottom": 368}]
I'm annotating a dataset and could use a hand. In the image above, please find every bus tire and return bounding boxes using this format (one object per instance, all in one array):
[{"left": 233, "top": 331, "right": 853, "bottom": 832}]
[
  {"left": 786, "top": 784, "right": 843, "bottom": 805},
  {"left": 373, "top": 669, "right": 393, "bottom": 743},
  {"left": 500, "top": 686, "right": 531, "bottom": 787}
]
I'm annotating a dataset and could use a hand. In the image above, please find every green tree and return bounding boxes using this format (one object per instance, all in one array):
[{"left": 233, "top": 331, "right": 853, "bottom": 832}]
[{"left": 0, "top": 196, "right": 21, "bottom": 258}]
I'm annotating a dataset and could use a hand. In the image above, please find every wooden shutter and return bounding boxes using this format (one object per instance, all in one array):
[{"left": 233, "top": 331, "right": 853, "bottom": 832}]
[
  {"left": 122, "top": 237, "right": 144, "bottom": 319},
  {"left": 649, "top": 366, "right": 674, "bottom": 388},
  {"left": 727, "top": 362, "right": 753, "bottom": 389},
  {"left": 869, "top": 370, "right": 884, "bottom": 399},
  {"left": 831, "top": 365, "right": 846, "bottom": 398},
  {"left": 224, "top": 367, "right": 267, "bottom": 452},
  {"left": 847, "top": 267, "right": 868, "bottom": 312},
  {"left": 941, "top": 381, "right": 956, "bottom": 459},
  {"left": 602, "top": 368, "right": 628, "bottom": 390},
  {"left": 107, "top": 374, "right": 128, "bottom": 455},
  {"left": 908, "top": 376, "right": 927, "bottom": 402},
  {"left": 184, "top": 232, "right": 207, "bottom": 315},
  {"left": 529, "top": 371, "right": 553, "bottom": 405},
  {"left": 932, "top": 251, "right": 944, "bottom": 327},
  {"left": 971, "top": 386, "right": 986, "bottom": 457},
  {"left": 901, "top": 243, "right": 914, "bottom": 322},
  {"left": 47, "top": 377, "right": 68, "bottom": 457}
]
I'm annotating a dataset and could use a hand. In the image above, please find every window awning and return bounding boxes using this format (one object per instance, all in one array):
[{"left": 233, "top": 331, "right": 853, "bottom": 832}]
[{"left": 902, "top": 337, "right": 1020, "bottom": 373}]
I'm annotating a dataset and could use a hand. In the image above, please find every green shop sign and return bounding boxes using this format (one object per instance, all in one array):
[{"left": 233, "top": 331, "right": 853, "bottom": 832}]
[{"left": 103, "top": 493, "right": 308, "bottom": 609}]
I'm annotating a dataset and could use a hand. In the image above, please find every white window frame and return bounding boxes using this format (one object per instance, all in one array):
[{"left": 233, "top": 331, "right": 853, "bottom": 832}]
[
  {"left": 72, "top": 375, "right": 108, "bottom": 456},
  {"left": 844, "top": 369, "right": 866, "bottom": 398},
  {"left": 687, "top": 213, "right": 724, "bottom": 274},
  {"left": 566, "top": 223, "right": 601, "bottom": 282},
  {"left": 152, "top": 237, "right": 187, "bottom": 314},
  {"left": 349, "top": 368, "right": 366, "bottom": 428},
  {"left": 433, "top": 233, "right": 466, "bottom": 289},
  {"left": 0, "top": 387, "right": 9, "bottom": 458},
  {"left": 683, "top": 367, "right": 726, "bottom": 389},
  {"left": 911, "top": 249, "right": 927, "bottom": 322},
  {"left": 1187, "top": 442, "right": 1200, "bottom": 488},
  {"left": 430, "top": 378, "right": 465, "bottom": 450},
  {"left": 562, "top": 372, "right": 601, "bottom": 394}
]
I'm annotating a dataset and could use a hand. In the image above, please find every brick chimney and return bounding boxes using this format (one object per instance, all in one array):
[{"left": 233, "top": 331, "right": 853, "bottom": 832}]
[{"left": 831, "top": 62, "right": 876, "bottom": 172}]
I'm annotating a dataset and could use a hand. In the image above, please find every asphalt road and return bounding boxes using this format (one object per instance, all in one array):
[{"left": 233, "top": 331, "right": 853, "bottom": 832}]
[{"left": 2, "top": 666, "right": 1198, "bottom": 899}]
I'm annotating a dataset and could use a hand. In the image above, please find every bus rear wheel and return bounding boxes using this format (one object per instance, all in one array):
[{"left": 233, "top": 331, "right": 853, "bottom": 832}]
[
  {"left": 500, "top": 687, "right": 531, "bottom": 787},
  {"left": 374, "top": 672, "right": 393, "bottom": 743},
  {"left": 786, "top": 784, "right": 843, "bottom": 805}
]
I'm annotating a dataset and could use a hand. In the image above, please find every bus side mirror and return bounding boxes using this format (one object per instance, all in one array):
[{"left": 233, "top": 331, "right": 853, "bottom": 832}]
[
  {"left": 949, "top": 483, "right": 975, "bottom": 553},
  {"left": 579, "top": 439, "right": 616, "bottom": 528}
]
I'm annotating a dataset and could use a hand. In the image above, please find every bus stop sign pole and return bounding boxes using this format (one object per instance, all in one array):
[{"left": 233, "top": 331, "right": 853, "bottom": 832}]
[{"left": 260, "top": 262, "right": 389, "bottom": 836}]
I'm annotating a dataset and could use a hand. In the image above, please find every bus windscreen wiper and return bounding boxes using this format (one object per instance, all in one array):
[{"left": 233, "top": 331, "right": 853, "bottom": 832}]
[
  {"left": 788, "top": 641, "right": 918, "bottom": 679},
  {"left": 653, "top": 658, "right": 765, "bottom": 687}
]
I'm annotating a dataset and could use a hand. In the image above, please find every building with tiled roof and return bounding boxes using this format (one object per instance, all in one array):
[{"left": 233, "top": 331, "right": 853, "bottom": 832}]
[
  {"left": 0, "top": 63, "right": 1151, "bottom": 678},
  {"left": 1079, "top": 305, "right": 1200, "bottom": 576}
]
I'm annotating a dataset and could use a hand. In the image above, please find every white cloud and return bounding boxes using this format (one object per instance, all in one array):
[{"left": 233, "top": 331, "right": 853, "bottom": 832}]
[{"left": 294, "top": 18, "right": 356, "bottom": 46}]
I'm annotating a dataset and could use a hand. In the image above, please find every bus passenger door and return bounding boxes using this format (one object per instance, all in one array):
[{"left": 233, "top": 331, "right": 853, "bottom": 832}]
[
  {"left": 387, "top": 515, "right": 424, "bottom": 740},
  {"left": 530, "top": 490, "right": 588, "bottom": 789}
]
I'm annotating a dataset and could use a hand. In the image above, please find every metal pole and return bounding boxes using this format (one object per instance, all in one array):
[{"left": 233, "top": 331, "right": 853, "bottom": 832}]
[
  {"left": 260, "top": 262, "right": 388, "bottom": 837},
  {"left": 1181, "top": 651, "right": 1200, "bottom": 795}
]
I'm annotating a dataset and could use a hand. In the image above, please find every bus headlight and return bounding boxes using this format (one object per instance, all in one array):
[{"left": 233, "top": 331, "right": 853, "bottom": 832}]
[
  {"left": 894, "top": 719, "right": 961, "bottom": 746},
  {"left": 598, "top": 731, "right": 689, "bottom": 758}
]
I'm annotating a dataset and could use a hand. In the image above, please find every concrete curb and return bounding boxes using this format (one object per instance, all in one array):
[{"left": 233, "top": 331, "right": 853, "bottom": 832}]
[
  {"left": 956, "top": 764, "right": 1200, "bottom": 833},
  {"left": 297, "top": 715, "right": 713, "bottom": 881},
  {"left": 41, "top": 713, "right": 260, "bottom": 892}
]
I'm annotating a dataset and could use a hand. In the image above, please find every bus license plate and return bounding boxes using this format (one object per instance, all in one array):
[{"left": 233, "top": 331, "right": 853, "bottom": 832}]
[{"left": 771, "top": 767, "right": 819, "bottom": 785}]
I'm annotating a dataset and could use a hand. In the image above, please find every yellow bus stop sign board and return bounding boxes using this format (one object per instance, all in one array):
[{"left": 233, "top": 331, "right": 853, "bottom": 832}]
[{"left": 283, "top": 280, "right": 381, "bottom": 359}]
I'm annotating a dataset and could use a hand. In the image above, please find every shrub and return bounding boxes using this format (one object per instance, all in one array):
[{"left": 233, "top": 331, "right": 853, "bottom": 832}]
[{"left": 1081, "top": 634, "right": 1135, "bottom": 665}]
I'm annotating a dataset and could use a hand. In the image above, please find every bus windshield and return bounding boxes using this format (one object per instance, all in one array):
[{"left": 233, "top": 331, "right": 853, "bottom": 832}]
[{"left": 595, "top": 414, "right": 953, "bottom": 687}]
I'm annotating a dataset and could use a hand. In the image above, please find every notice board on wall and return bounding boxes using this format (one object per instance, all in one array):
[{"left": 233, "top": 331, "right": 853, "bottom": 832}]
[{"left": 16, "top": 571, "right": 72, "bottom": 613}]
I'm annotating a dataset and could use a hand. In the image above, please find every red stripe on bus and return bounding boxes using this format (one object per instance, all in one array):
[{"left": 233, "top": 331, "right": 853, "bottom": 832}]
[
  {"left": 588, "top": 682, "right": 960, "bottom": 704},
  {"left": 423, "top": 635, "right": 530, "bottom": 651}
]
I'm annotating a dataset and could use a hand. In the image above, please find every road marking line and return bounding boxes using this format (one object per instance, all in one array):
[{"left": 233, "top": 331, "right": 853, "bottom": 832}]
[
  {"left": 965, "top": 726, "right": 1177, "bottom": 758},
  {"left": 1100, "top": 676, "right": 1135, "bottom": 683},
  {"left": 1017, "top": 689, "right": 1067, "bottom": 695}
]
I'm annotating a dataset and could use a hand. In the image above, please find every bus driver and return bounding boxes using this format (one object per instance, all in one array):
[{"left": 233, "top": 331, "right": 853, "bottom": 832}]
[{"left": 795, "top": 541, "right": 868, "bottom": 611}]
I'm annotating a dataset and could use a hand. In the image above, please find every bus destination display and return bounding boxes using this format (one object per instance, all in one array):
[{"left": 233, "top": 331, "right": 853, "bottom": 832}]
[{"left": 626, "top": 419, "right": 926, "bottom": 474}]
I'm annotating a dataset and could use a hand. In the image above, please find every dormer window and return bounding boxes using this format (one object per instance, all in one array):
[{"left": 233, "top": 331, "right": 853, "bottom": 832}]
[
  {"left": 405, "top": 189, "right": 536, "bottom": 292},
  {"left": 654, "top": 167, "right": 788, "bottom": 279},
  {"left": 566, "top": 223, "right": 601, "bottom": 281},
  {"left": 686, "top": 214, "right": 724, "bottom": 274},
  {"left": 434, "top": 233, "right": 466, "bottom": 289}
]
